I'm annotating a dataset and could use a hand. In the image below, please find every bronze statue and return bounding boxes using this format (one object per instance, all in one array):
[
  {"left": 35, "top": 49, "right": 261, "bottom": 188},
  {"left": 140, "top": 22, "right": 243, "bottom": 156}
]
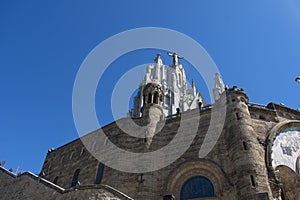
[{"left": 167, "top": 52, "right": 184, "bottom": 65}]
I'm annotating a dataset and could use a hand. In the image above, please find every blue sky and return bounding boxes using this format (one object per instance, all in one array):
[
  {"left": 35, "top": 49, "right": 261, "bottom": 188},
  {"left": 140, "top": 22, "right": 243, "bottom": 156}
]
[{"left": 1, "top": 0, "right": 300, "bottom": 174}]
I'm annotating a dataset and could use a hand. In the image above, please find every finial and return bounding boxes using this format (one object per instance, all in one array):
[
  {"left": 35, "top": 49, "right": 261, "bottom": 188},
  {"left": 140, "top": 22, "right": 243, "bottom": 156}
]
[
  {"left": 192, "top": 79, "right": 195, "bottom": 88},
  {"left": 213, "top": 73, "right": 225, "bottom": 102}
]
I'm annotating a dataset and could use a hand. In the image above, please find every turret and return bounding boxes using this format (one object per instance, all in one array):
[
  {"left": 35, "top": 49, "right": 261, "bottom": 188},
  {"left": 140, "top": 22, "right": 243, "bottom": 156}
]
[
  {"left": 192, "top": 79, "right": 196, "bottom": 97},
  {"left": 224, "top": 86, "right": 273, "bottom": 199},
  {"left": 141, "top": 82, "right": 164, "bottom": 147},
  {"left": 141, "top": 82, "right": 163, "bottom": 118}
]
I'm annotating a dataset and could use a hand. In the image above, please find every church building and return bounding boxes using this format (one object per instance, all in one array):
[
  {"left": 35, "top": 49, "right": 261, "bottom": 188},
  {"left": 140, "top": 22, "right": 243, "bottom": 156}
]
[{"left": 1, "top": 53, "right": 300, "bottom": 200}]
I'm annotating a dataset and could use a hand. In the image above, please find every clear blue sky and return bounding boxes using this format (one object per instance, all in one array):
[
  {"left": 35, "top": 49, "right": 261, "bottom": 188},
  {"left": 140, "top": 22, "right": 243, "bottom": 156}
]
[{"left": 1, "top": 0, "right": 300, "bottom": 174}]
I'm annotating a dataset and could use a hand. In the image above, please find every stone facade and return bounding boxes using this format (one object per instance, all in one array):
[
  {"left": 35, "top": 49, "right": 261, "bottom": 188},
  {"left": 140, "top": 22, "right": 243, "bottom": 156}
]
[
  {"left": 131, "top": 54, "right": 206, "bottom": 118},
  {"left": 1, "top": 55, "right": 300, "bottom": 200},
  {"left": 0, "top": 166, "right": 132, "bottom": 200},
  {"left": 2, "top": 91, "right": 300, "bottom": 199}
]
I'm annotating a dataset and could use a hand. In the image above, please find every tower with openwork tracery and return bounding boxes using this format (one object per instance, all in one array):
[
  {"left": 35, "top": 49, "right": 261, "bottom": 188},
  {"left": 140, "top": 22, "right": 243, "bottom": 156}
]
[{"left": 131, "top": 53, "right": 206, "bottom": 118}]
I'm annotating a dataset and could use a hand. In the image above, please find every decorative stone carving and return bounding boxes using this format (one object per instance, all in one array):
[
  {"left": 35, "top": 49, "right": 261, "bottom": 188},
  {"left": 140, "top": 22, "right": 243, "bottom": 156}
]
[
  {"left": 213, "top": 73, "right": 225, "bottom": 102},
  {"left": 131, "top": 53, "right": 205, "bottom": 118}
]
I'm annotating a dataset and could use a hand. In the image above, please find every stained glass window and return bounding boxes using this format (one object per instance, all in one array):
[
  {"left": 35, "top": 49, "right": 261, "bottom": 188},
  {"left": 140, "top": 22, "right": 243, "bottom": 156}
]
[{"left": 180, "top": 176, "right": 215, "bottom": 200}]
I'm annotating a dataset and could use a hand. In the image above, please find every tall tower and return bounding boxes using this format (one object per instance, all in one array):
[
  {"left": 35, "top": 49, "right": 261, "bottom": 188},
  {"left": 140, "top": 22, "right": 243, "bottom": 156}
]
[
  {"left": 225, "top": 87, "right": 273, "bottom": 199},
  {"left": 131, "top": 53, "right": 205, "bottom": 118}
]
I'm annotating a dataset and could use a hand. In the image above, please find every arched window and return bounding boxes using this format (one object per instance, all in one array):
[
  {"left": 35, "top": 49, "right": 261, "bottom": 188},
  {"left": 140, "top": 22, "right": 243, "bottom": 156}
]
[
  {"left": 178, "top": 73, "right": 182, "bottom": 85},
  {"left": 148, "top": 93, "right": 152, "bottom": 103},
  {"left": 180, "top": 176, "right": 215, "bottom": 200},
  {"left": 95, "top": 163, "right": 105, "bottom": 184},
  {"left": 153, "top": 92, "right": 159, "bottom": 104},
  {"left": 71, "top": 169, "right": 80, "bottom": 187}
]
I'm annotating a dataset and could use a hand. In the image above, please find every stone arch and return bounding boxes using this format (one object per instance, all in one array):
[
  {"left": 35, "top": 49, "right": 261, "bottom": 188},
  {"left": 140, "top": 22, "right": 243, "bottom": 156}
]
[
  {"left": 166, "top": 160, "right": 232, "bottom": 199},
  {"left": 142, "top": 83, "right": 162, "bottom": 105},
  {"left": 266, "top": 120, "right": 300, "bottom": 172},
  {"left": 265, "top": 120, "right": 300, "bottom": 198}
]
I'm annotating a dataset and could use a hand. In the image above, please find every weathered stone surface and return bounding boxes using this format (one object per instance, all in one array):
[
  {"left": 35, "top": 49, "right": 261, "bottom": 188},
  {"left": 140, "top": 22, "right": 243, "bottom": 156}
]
[
  {"left": 0, "top": 166, "right": 132, "bottom": 200},
  {"left": 1, "top": 88, "right": 300, "bottom": 199}
]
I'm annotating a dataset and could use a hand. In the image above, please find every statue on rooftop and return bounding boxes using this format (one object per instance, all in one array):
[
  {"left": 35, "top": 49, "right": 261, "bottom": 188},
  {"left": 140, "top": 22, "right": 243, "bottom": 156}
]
[{"left": 168, "top": 52, "right": 184, "bottom": 65}]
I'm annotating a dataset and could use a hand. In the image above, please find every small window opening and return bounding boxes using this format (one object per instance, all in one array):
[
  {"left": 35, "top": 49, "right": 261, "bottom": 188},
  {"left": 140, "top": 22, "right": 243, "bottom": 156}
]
[
  {"left": 71, "top": 169, "right": 81, "bottom": 187},
  {"left": 259, "top": 115, "right": 266, "bottom": 120},
  {"left": 240, "top": 97, "right": 246, "bottom": 103},
  {"left": 53, "top": 176, "right": 59, "bottom": 184},
  {"left": 138, "top": 173, "right": 144, "bottom": 183},
  {"left": 153, "top": 92, "right": 158, "bottom": 104},
  {"left": 280, "top": 187, "right": 286, "bottom": 200},
  {"left": 176, "top": 108, "right": 181, "bottom": 115},
  {"left": 148, "top": 93, "right": 152, "bottom": 103},
  {"left": 243, "top": 141, "right": 248, "bottom": 150},
  {"left": 250, "top": 175, "right": 256, "bottom": 187},
  {"left": 236, "top": 112, "right": 241, "bottom": 120},
  {"left": 95, "top": 163, "right": 105, "bottom": 184}
]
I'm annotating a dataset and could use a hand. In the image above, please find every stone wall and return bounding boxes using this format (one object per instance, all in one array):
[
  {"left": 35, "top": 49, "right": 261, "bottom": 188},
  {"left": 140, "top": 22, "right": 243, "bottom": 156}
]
[
  {"left": 0, "top": 166, "right": 132, "bottom": 200},
  {"left": 2, "top": 88, "right": 300, "bottom": 200},
  {"left": 41, "top": 138, "right": 100, "bottom": 188}
]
